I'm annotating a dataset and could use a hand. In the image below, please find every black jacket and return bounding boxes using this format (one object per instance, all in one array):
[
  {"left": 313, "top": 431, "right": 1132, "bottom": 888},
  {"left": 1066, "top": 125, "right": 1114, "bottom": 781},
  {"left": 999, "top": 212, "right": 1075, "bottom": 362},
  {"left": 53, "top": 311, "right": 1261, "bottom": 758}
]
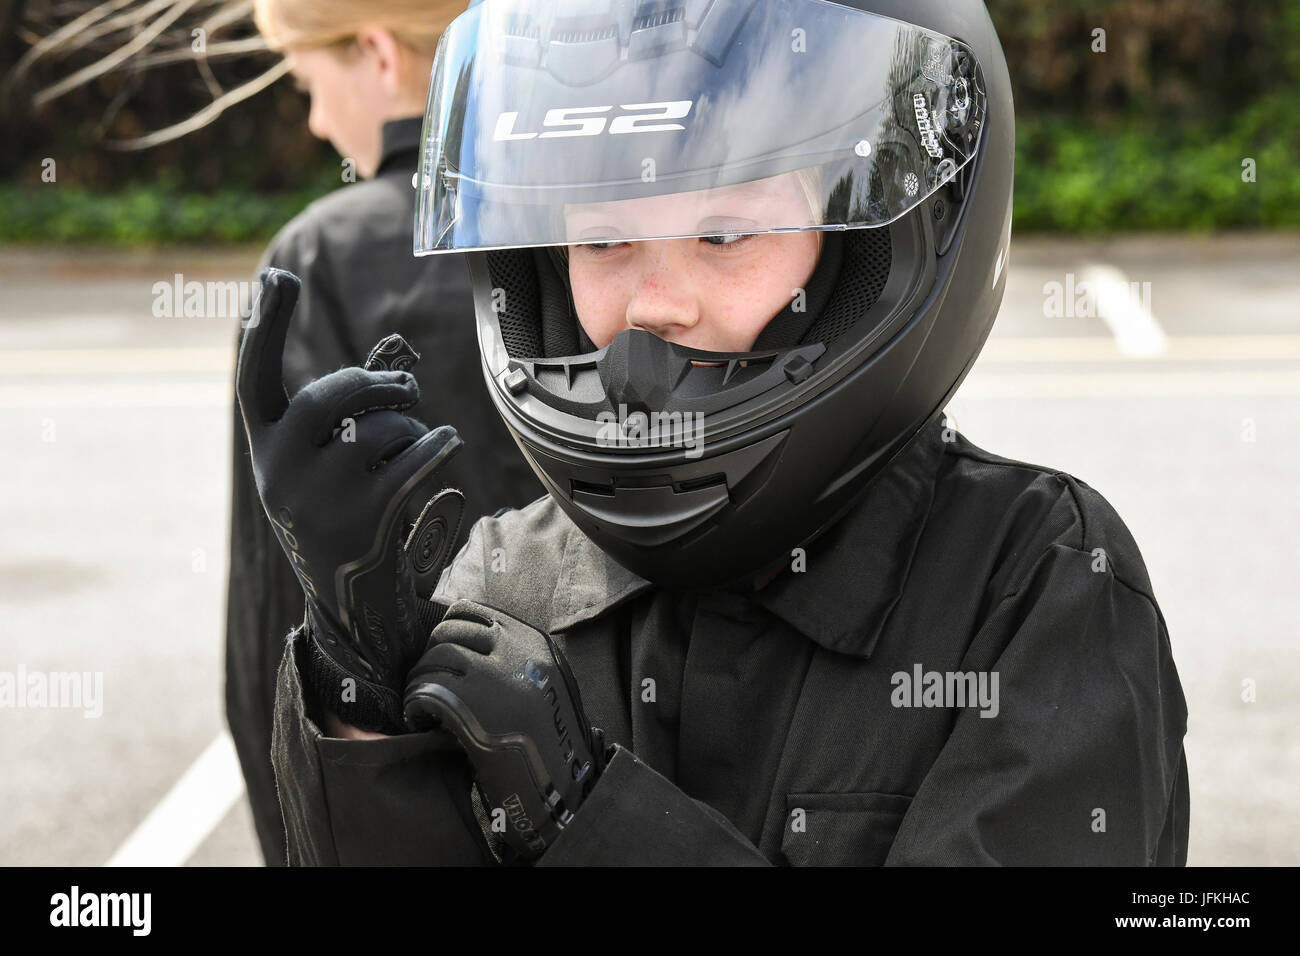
[
  {"left": 270, "top": 417, "right": 1190, "bottom": 866},
  {"left": 225, "top": 117, "right": 543, "bottom": 866}
]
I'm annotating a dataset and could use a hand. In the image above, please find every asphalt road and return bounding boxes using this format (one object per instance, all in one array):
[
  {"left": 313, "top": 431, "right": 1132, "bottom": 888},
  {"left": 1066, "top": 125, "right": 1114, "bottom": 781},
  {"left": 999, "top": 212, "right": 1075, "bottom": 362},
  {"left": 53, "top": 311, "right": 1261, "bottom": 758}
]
[{"left": 0, "top": 234, "right": 1296, "bottom": 866}]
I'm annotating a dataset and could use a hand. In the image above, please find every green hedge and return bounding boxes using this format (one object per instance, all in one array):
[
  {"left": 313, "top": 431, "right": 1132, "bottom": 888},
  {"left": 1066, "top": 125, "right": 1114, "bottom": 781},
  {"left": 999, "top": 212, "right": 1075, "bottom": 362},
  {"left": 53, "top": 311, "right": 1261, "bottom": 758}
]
[
  {"left": 0, "top": 183, "right": 331, "bottom": 244},
  {"left": 1013, "top": 98, "right": 1300, "bottom": 232}
]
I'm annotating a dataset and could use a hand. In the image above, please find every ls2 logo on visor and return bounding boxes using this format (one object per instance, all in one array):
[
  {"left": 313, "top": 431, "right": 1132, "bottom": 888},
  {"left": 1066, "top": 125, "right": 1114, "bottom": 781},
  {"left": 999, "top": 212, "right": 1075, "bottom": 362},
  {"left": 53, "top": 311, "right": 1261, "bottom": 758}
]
[{"left": 494, "top": 101, "right": 694, "bottom": 141}]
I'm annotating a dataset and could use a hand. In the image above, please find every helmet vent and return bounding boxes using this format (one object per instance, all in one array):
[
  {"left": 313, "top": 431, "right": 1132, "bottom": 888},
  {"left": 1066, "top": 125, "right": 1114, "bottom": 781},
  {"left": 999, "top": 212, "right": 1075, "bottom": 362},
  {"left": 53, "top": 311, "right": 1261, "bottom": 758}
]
[
  {"left": 555, "top": 25, "right": 619, "bottom": 43},
  {"left": 634, "top": 7, "right": 685, "bottom": 31}
]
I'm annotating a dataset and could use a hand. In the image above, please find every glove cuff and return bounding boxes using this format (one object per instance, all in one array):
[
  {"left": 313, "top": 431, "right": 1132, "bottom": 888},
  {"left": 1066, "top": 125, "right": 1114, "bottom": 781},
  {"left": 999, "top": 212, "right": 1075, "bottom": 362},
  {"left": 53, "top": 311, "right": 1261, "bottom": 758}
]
[{"left": 302, "top": 620, "right": 407, "bottom": 736}]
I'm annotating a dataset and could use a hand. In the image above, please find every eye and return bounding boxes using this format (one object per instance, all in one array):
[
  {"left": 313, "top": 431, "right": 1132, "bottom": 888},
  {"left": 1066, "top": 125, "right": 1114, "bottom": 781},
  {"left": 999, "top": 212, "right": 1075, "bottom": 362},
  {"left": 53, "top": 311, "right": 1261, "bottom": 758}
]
[
  {"left": 572, "top": 239, "right": 628, "bottom": 256},
  {"left": 701, "top": 233, "right": 751, "bottom": 247}
]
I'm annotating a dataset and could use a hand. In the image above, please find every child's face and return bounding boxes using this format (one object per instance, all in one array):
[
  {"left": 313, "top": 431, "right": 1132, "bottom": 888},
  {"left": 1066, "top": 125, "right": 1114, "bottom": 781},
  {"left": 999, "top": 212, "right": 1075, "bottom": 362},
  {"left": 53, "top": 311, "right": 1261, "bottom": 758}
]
[{"left": 565, "top": 173, "right": 822, "bottom": 354}]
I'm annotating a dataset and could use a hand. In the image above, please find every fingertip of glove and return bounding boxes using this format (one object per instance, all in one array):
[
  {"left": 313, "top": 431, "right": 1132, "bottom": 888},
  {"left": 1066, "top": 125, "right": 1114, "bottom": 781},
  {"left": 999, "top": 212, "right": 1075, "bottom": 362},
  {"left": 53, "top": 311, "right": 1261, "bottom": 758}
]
[
  {"left": 369, "top": 368, "right": 417, "bottom": 389},
  {"left": 259, "top": 266, "right": 299, "bottom": 288},
  {"left": 254, "top": 269, "right": 302, "bottom": 314},
  {"left": 427, "top": 423, "right": 461, "bottom": 443}
]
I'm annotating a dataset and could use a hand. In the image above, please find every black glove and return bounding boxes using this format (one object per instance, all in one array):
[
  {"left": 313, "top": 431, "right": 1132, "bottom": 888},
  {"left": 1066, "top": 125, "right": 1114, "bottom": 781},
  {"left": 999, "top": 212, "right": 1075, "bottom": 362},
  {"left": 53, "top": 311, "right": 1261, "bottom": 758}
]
[
  {"left": 235, "top": 267, "right": 465, "bottom": 734},
  {"left": 403, "top": 599, "right": 611, "bottom": 863}
]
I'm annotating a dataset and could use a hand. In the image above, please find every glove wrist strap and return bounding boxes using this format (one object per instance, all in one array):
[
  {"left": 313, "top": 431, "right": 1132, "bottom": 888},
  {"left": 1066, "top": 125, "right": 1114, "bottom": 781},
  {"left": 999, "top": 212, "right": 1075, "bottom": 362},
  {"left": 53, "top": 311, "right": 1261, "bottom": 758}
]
[{"left": 303, "top": 617, "right": 406, "bottom": 735}]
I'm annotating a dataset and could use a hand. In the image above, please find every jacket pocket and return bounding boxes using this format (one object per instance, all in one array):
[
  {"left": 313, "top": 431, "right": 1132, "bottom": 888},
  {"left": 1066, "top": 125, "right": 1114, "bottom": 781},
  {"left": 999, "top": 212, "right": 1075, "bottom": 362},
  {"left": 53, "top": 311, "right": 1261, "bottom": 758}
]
[
  {"left": 316, "top": 731, "right": 493, "bottom": 866},
  {"left": 273, "top": 627, "right": 493, "bottom": 866},
  {"left": 781, "top": 792, "right": 913, "bottom": 867}
]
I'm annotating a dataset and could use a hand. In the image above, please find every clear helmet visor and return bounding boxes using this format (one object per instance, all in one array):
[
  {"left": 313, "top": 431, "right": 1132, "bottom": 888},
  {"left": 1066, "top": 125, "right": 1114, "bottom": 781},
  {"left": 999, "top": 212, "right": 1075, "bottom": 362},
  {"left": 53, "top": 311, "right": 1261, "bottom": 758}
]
[{"left": 415, "top": 0, "right": 986, "bottom": 255}]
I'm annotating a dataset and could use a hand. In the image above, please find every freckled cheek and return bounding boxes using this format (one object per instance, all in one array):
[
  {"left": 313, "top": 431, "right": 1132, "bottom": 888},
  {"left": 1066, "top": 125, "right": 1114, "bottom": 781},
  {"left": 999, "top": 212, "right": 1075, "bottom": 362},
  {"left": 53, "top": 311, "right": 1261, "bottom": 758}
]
[
  {"left": 571, "top": 264, "right": 630, "bottom": 347},
  {"left": 705, "top": 260, "right": 784, "bottom": 348}
]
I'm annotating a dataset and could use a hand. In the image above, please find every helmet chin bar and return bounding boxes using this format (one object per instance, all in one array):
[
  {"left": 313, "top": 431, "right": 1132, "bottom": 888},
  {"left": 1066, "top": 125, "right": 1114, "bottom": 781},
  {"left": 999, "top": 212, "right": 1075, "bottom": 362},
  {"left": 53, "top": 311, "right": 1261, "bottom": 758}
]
[
  {"left": 498, "top": 328, "right": 827, "bottom": 422},
  {"left": 598, "top": 329, "right": 827, "bottom": 415},
  {"left": 516, "top": 426, "right": 792, "bottom": 551}
]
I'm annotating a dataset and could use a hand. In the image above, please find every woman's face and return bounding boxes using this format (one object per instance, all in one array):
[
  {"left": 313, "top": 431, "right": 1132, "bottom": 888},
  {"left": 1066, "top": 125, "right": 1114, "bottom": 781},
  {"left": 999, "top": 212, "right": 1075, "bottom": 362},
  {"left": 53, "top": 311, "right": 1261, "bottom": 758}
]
[
  {"left": 566, "top": 174, "right": 822, "bottom": 353},
  {"left": 287, "top": 44, "right": 386, "bottom": 178}
]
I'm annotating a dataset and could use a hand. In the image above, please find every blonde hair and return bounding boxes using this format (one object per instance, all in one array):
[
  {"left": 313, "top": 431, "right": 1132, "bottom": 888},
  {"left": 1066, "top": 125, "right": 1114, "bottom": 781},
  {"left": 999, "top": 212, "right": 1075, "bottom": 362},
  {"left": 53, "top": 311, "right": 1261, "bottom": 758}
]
[
  {"left": 253, "top": 0, "right": 464, "bottom": 56},
  {"left": 793, "top": 166, "right": 827, "bottom": 255}
]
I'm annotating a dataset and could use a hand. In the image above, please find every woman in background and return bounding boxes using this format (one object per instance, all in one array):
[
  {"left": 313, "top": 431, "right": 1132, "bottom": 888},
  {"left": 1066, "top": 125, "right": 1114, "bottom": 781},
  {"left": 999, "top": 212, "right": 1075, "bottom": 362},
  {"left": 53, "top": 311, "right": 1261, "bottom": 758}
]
[{"left": 226, "top": 0, "right": 540, "bottom": 866}]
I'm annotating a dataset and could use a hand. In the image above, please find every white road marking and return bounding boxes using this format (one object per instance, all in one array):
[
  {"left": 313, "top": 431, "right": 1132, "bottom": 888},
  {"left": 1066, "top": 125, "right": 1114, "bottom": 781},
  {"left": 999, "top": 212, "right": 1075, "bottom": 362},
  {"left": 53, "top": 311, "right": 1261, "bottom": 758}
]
[
  {"left": 103, "top": 732, "right": 246, "bottom": 868},
  {"left": 1080, "top": 263, "right": 1168, "bottom": 357}
]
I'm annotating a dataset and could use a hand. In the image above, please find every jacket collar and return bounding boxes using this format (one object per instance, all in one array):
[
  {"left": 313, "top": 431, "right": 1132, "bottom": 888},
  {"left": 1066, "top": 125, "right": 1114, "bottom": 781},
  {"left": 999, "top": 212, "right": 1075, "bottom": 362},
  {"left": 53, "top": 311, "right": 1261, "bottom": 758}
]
[
  {"left": 546, "top": 416, "right": 949, "bottom": 659},
  {"left": 375, "top": 115, "right": 424, "bottom": 177}
]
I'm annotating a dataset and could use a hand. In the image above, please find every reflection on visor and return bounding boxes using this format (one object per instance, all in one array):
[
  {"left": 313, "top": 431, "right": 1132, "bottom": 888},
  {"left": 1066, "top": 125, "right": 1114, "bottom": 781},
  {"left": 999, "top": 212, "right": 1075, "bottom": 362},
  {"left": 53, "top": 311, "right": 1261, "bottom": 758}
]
[
  {"left": 415, "top": 0, "right": 986, "bottom": 255},
  {"left": 563, "top": 171, "right": 822, "bottom": 245}
]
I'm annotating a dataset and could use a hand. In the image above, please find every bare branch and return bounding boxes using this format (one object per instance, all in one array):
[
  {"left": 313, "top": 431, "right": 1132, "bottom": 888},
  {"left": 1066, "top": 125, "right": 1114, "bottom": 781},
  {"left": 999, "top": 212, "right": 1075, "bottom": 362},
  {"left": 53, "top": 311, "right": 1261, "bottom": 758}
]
[
  {"left": 9, "top": 1, "right": 282, "bottom": 150},
  {"left": 33, "top": 0, "right": 203, "bottom": 106},
  {"left": 5, "top": 0, "right": 136, "bottom": 89},
  {"left": 197, "top": 0, "right": 254, "bottom": 37},
  {"left": 42, "top": 0, "right": 192, "bottom": 60},
  {"left": 196, "top": 50, "right": 224, "bottom": 100},
  {"left": 101, "top": 57, "right": 291, "bottom": 150},
  {"left": 124, "top": 36, "right": 267, "bottom": 69}
]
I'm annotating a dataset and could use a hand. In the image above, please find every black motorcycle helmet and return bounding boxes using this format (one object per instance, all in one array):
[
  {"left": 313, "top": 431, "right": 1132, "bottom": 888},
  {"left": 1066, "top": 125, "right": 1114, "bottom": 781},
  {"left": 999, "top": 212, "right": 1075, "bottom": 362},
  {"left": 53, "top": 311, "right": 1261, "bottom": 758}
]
[{"left": 414, "top": 0, "right": 1014, "bottom": 591}]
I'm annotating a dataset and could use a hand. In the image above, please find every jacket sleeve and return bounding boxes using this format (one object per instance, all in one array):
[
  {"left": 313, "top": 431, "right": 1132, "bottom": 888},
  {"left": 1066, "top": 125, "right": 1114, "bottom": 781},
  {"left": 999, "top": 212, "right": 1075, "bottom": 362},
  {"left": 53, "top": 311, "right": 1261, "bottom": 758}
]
[
  {"left": 271, "top": 624, "right": 496, "bottom": 866},
  {"left": 537, "top": 745, "right": 771, "bottom": 866},
  {"left": 882, "top": 536, "right": 1190, "bottom": 866}
]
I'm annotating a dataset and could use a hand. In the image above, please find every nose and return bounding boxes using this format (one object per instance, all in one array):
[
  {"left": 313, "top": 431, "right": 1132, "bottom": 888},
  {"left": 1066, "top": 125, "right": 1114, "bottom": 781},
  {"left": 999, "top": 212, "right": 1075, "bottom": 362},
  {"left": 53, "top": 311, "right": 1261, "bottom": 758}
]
[{"left": 624, "top": 241, "right": 700, "bottom": 340}]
